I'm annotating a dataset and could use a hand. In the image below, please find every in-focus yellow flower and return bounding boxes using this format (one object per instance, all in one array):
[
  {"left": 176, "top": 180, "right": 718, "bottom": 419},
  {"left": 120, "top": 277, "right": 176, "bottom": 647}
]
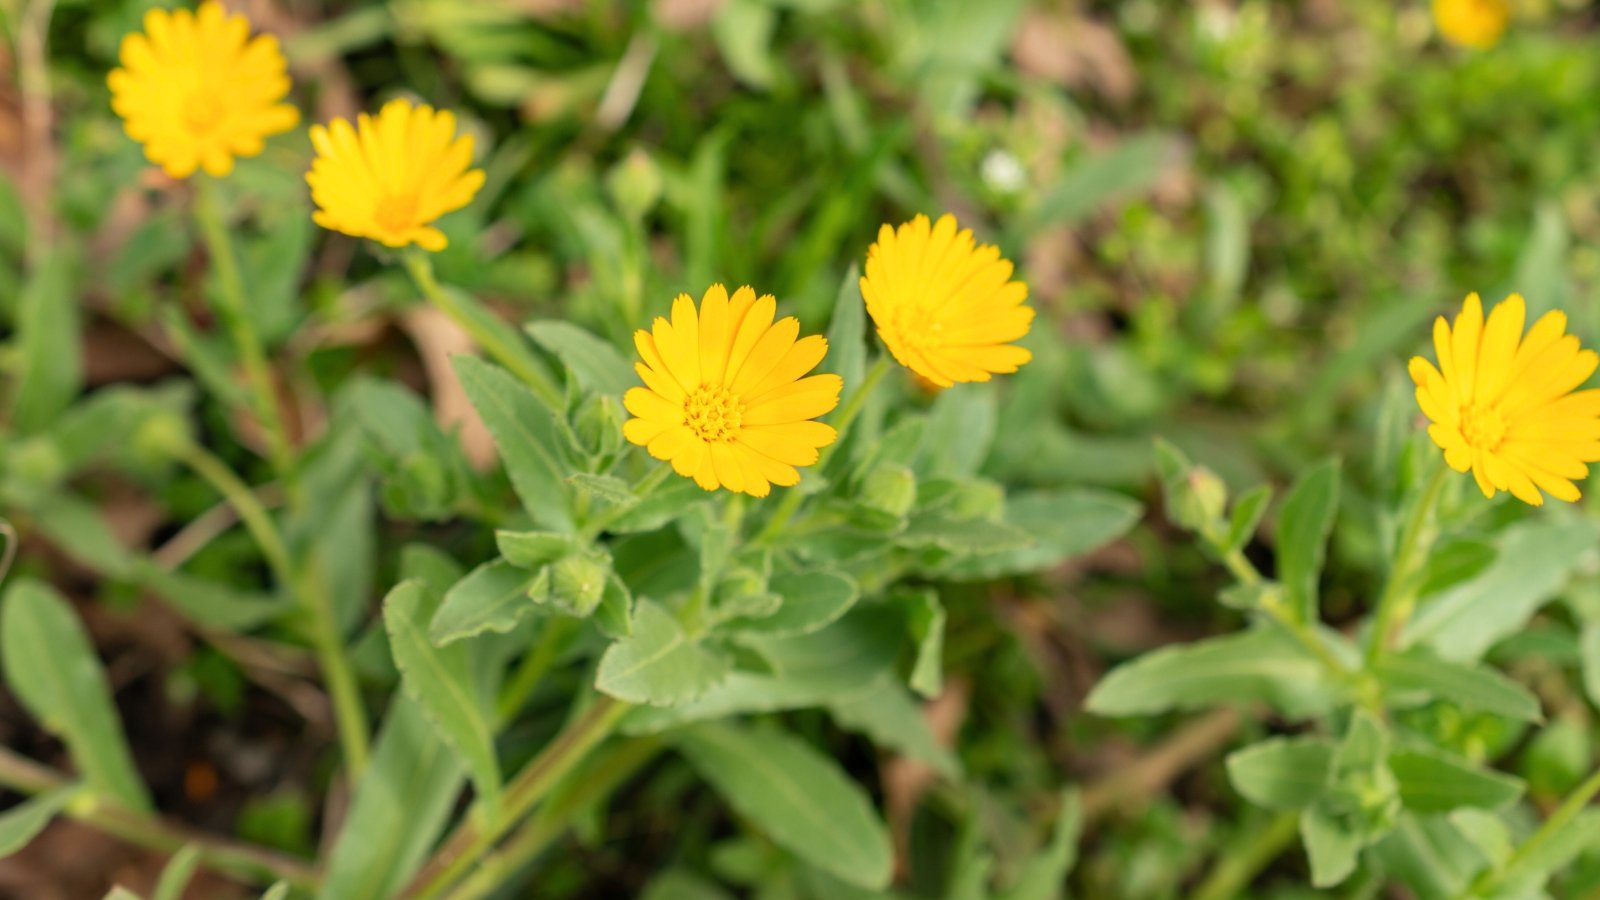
[
  {"left": 108, "top": 1, "right": 299, "bottom": 179},
  {"left": 860, "top": 213, "right": 1033, "bottom": 388},
  {"left": 306, "top": 99, "right": 485, "bottom": 252},
  {"left": 1410, "top": 293, "right": 1600, "bottom": 506},
  {"left": 1433, "top": 0, "right": 1509, "bottom": 50},
  {"left": 623, "top": 285, "right": 842, "bottom": 497}
]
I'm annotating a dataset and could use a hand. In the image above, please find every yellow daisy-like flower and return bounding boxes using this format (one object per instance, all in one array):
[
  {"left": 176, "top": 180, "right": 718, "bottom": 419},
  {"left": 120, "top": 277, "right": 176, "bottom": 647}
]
[
  {"left": 108, "top": 1, "right": 299, "bottom": 179},
  {"left": 1410, "top": 293, "right": 1600, "bottom": 506},
  {"left": 306, "top": 99, "right": 485, "bottom": 252},
  {"left": 622, "top": 285, "right": 843, "bottom": 498},
  {"left": 1432, "top": 0, "right": 1509, "bottom": 50},
  {"left": 860, "top": 213, "right": 1033, "bottom": 388}
]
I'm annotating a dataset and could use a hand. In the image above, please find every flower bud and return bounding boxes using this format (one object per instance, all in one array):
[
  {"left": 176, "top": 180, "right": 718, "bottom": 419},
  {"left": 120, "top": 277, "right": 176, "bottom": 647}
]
[
  {"left": 606, "top": 149, "right": 663, "bottom": 221},
  {"left": 861, "top": 464, "right": 916, "bottom": 519},
  {"left": 549, "top": 554, "right": 608, "bottom": 618}
]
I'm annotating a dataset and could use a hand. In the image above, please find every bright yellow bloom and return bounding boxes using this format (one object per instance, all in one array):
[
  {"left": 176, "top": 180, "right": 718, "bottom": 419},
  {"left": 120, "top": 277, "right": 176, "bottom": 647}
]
[
  {"left": 1410, "top": 293, "right": 1600, "bottom": 506},
  {"left": 860, "top": 213, "right": 1033, "bottom": 388},
  {"left": 623, "top": 285, "right": 842, "bottom": 497},
  {"left": 108, "top": 1, "right": 299, "bottom": 179},
  {"left": 306, "top": 99, "right": 485, "bottom": 252},
  {"left": 1433, "top": 0, "right": 1509, "bottom": 50}
]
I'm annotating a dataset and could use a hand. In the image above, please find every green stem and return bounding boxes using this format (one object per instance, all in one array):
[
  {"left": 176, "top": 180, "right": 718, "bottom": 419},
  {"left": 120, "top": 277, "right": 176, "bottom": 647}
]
[
  {"left": 193, "top": 177, "right": 300, "bottom": 505},
  {"left": 1463, "top": 766, "right": 1600, "bottom": 898},
  {"left": 1365, "top": 462, "right": 1450, "bottom": 666},
  {"left": 445, "top": 737, "right": 665, "bottom": 900},
  {"left": 174, "top": 440, "right": 369, "bottom": 777},
  {"left": 0, "top": 746, "right": 319, "bottom": 890},
  {"left": 1191, "top": 811, "right": 1300, "bottom": 900},
  {"left": 495, "top": 617, "right": 576, "bottom": 726},
  {"left": 756, "top": 354, "right": 892, "bottom": 544},
  {"left": 1207, "top": 529, "right": 1350, "bottom": 680},
  {"left": 406, "top": 696, "right": 633, "bottom": 898},
  {"left": 401, "top": 250, "right": 563, "bottom": 409}
]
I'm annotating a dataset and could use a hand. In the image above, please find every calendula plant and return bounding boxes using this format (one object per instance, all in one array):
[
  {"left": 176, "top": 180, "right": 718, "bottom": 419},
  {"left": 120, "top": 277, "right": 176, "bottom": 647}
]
[{"left": 7, "top": 0, "right": 1600, "bottom": 897}]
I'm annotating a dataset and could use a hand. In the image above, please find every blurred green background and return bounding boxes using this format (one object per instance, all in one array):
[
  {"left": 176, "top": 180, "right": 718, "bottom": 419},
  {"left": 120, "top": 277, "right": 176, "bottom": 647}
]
[{"left": 5, "top": 0, "right": 1600, "bottom": 896}]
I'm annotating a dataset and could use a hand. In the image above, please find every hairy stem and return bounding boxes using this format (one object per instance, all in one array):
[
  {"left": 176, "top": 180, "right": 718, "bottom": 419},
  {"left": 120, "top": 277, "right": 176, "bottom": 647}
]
[
  {"left": 1364, "top": 462, "right": 1449, "bottom": 666},
  {"left": 1463, "top": 765, "right": 1600, "bottom": 898},
  {"left": 1192, "top": 811, "right": 1300, "bottom": 900}
]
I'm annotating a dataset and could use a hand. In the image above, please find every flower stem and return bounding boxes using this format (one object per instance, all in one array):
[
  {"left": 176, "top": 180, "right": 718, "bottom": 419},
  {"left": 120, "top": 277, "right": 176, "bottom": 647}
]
[
  {"left": 1364, "top": 462, "right": 1449, "bottom": 666},
  {"left": 756, "top": 354, "right": 892, "bottom": 544},
  {"left": 1191, "top": 811, "right": 1300, "bottom": 900},
  {"left": 192, "top": 177, "right": 300, "bottom": 505},
  {"left": 406, "top": 695, "right": 632, "bottom": 899},
  {"left": 495, "top": 617, "right": 576, "bottom": 727},
  {"left": 0, "top": 745, "right": 319, "bottom": 890},
  {"left": 173, "top": 440, "right": 370, "bottom": 777},
  {"left": 401, "top": 250, "right": 563, "bottom": 410},
  {"left": 1462, "top": 765, "right": 1600, "bottom": 898},
  {"left": 1203, "top": 525, "right": 1350, "bottom": 681}
]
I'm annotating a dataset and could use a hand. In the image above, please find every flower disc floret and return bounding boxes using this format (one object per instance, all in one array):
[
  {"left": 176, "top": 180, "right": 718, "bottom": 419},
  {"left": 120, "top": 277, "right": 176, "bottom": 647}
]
[
  {"left": 108, "top": 1, "right": 299, "bottom": 179},
  {"left": 622, "top": 285, "right": 843, "bottom": 497},
  {"left": 1410, "top": 293, "right": 1600, "bottom": 506},
  {"left": 860, "top": 213, "right": 1033, "bottom": 387},
  {"left": 306, "top": 99, "right": 485, "bottom": 251}
]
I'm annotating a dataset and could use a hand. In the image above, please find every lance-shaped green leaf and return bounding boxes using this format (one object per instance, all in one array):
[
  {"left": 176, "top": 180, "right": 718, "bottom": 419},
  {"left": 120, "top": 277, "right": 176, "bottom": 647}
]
[
  {"left": 823, "top": 264, "right": 866, "bottom": 392},
  {"left": 453, "top": 354, "right": 574, "bottom": 531},
  {"left": 0, "top": 787, "right": 73, "bottom": 857},
  {"left": 1389, "top": 748, "right": 1523, "bottom": 813},
  {"left": 596, "top": 599, "right": 728, "bottom": 706},
  {"left": 937, "top": 489, "right": 1140, "bottom": 581},
  {"left": 826, "top": 677, "right": 959, "bottom": 779},
  {"left": 525, "top": 320, "right": 635, "bottom": 398},
  {"left": 1226, "top": 737, "right": 1335, "bottom": 810},
  {"left": 1, "top": 580, "right": 150, "bottom": 812},
  {"left": 1086, "top": 627, "right": 1339, "bottom": 719},
  {"left": 384, "top": 580, "right": 501, "bottom": 813},
  {"left": 905, "top": 589, "right": 945, "bottom": 698},
  {"left": 676, "top": 721, "right": 892, "bottom": 889},
  {"left": 1373, "top": 649, "right": 1541, "bottom": 722},
  {"left": 1302, "top": 802, "right": 1363, "bottom": 888},
  {"left": 725, "top": 571, "right": 858, "bottom": 637},
  {"left": 998, "top": 790, "right": 1082, "bottom": 900},
  {"left": 1275, "top": 458, "right": 1340, "bottom": 624},
  {"left": 152, "top": 845, "right": 201, "bottom": 900},
  {"left": 430, "top": 559, "right": 544, "bottom": 646}
]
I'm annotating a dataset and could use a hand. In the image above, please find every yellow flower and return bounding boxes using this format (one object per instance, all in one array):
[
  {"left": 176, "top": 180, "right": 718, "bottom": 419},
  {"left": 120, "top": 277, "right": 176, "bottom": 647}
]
[
  {"left": 1433, "top": 0, "right": 1509, "bottom": 50},
  {"left": 1410, "top": 293, "right": 1600, "bottom": 506},
  {"left": 860, "top": 213, "right": 1033, "bottom": 388},
  {"left": 108, "top": 1, "right": 299, "bottom": 179},
  {"left": 306, "top": 99, "right": 485, "bottom": 252},
  {"left": 622, "top": 285, "right": 842, "bottom": 497}
]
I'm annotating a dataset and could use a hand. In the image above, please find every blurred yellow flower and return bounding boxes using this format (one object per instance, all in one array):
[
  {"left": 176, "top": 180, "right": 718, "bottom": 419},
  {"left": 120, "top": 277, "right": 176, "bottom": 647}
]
[
  {"left": 1432, "top": 0, "right": 1509, "bottom": 50},
  {"left": 306, "top": 99, "right": 485, "bottom": 251},
  {"left": 623, "top": 285, "right": 842, "bottom": 497},
  {"left": 1410, "top": 293, "right": 1600, "bottom": 506},
  {"left": 860, "top": 213, "right": 1033, "bottom": 387},
  {"left": 108, "top": 1, "right": 299, "bottom": 179}
]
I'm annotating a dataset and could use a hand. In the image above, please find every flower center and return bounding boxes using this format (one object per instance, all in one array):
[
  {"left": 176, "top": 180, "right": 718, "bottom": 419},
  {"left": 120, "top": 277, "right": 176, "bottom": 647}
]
[
  {"left": 684, "top": 384, "right": 742, "bottom": 443},
  {"left": 373, "top": 194, "right": 420, "bottom": 236},
  {"left": 888, "top": 305, "right": 943, "bottom": 351},
  {"left": 1460, "top": 403, "right": 1508, "bottom": 451},
  {"left": 183, "top": 90, "right": 226, "bottom": 135}
]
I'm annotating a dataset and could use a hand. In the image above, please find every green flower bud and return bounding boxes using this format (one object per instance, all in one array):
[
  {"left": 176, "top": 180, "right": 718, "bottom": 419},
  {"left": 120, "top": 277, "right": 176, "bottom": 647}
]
[
  {"left": 574, "top": 394, "right": 624, "bottom": 460},
  {"left": 549, "top": 554, "right": 608, "bottom": 617},
  {"left": 861, "top": 464, "right": 916, "bottom": 519},
  {"left": 606, "top": 149, "right": 663, "bottom": 221}
]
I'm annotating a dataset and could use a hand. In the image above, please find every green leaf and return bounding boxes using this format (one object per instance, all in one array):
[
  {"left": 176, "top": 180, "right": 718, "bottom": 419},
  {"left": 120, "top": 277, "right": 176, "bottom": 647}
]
[
  {"left": 823, "top": 264, "right": 866, "bottom": 393},
  {"left": 826, "top": 676, "right": 959, "bottom": 779},
  {"left": 1022, "top": 133, "right": 1178, "bottom": 232},
  {"left": 152, "top": 845, "right": 201, "bottom": 900},
  {"left": 1389, "top": 748, "right": 1523, "bottom": 813},
  {"left": 133, "top": 561, "right": 288, "bottom": 631},
  {"left": 710, "top": 0, "right": 778, "bottom": 89},
  {"left": 921, "top": 386, "right": 997, "bottom": 478},
  {"left": 319, "top": 697, "right": 466, "bottom": 900},
  {"left": 596, "top": 599, "right": 728, "bottom": 706},
  {"left": 525, "top": 320, "right": 635, "bottom": 398},
  {"left": 453, "top": 354, "right": 574, "bottom": 531},
  {"left": 430, "top": 559, "right": 543, "bottom": 646},
  {"left": 641, "top": 870, "right": 735, "bottom": 900},
  {"left": 1, "top": 579, "right": 151, "bottom": 812},
  {"left": 260, "top": 884, "right": 290, "bottom": 900},
  {"left": 568, "top": 473, "right": 636, "bottom": 507},
  {"left": 383, "top": 580, "right": 501, "bottom": 813},
  {"left": 1448, "top": 808, "right": 1512, "bottom": 869},
  {"left": 999, "top": 791, "right": 1082, "bottom": 900},
  {"left": 676, "top": 721, "right": 892, "bottom": 889},
  {"left": 606, "top": 478, "right": 710, "bottom": 534},
  {"left": 1583, "top": 622, "right": 1600, "bottom": 711},
  {"left": 1409, "top": 517, "right": 1600, "bottom": 662},
  {"left": 1302, "top": 803, "right": 1363, "bottom": 888},
  {"left": 1374, "top": 649, "right": 1541, "bottom": 722},
  {"left": 626, "top": 607, "right": 900, "bottom": 731},
  {"left": 905, "top": 590, "right": 945, "bottom": 698},
  {"left": 899, "top": 515, "right": 1032, "bottom": 555},
  {"left": 1226, "top": 737, "right": 1335, "bottom": 810},
  {"left": 1275, "top": 458, "right": 1340, "bottom": 624},
  {"left": 938, "top": 489, "right": 1140, "bottom": 580},
  {"left": 1086, "top": 627, "right": 1338, "bottom": 718},
  {"left": 496, "top": 530, "right": 579, "bottom": 569},
  {"left": 726, "top": 571, "right": 857, "bottom": 637},
  {"left": 8, "top": 248, "right": 82, "bottom": 433},
  {"left": 1225, "top": 485, "right": 1272, "bottom": 553},
  {"left": 0, "top": 787, "right": 73, "bottom": 857},
  {"left": 1418, "top": 538, "right": 1497, "bottom": 599}
]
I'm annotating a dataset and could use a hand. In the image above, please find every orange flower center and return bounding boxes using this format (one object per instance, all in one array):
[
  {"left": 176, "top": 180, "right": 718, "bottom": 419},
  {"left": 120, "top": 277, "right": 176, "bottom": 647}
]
[
  {"left": 183, "top": 90, "right": 227, "bottom": 135},
  {"left": 374, "top": 193, "right": 420, "bottom": 236},
  {"left": 1460, "top": 403, "right": 1508, "bottom": 451},
  {"left": 685, "top": 385, "right": 741, "bottom": 443}
]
